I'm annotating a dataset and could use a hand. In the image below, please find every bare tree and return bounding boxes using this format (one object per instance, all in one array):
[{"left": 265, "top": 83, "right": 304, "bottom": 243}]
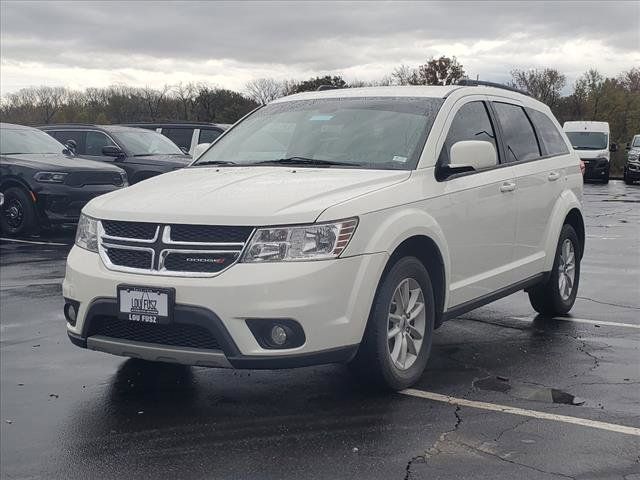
[
  {"left": 33, "top": 86, "right": 68, "bottom": 123},
  {"left": 245, "top": 78, "right": 283, "bottom": 105},
  {"left": 174, "top": 82, "right": 197, "bottom": 120},
  {"left": 391, "top": 65, "right": 419, "bottom": 85},
  {"left": 510, "top": 68, "right": 566, "bottom": 108}
]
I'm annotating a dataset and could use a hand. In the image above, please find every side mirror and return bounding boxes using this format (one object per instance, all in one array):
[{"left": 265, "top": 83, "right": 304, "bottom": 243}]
[
  {"left": 610, "top": 143, "right": 618, "bottom": 153},
  {"left": 626, "top": 143, "right": 631, "bottom": 150},
  {"left": 102, "top": 145, "right": 124, "bottom": 158},
  {"left": 64, "top": 139, "right": 77, "bottom": 153},
  {"left": 193, "top": 142, "right": 211, "bottom": 159},
  {"left": 449, "top": 140, "right": 497, "bottom": 171},
  {"left": 180, "top": 146, "right": 189, "bottom": 155}
]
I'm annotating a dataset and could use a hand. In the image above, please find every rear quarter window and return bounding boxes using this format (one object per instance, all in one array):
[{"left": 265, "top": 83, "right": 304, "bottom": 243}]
[{"left": 527, "top": 109, "right": 569, "bottom": 156}]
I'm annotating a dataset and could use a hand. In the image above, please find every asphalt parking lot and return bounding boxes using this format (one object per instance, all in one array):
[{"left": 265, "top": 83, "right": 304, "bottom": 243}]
[{"left": 1, "top": 181, "right": 639, "bottom": 480}]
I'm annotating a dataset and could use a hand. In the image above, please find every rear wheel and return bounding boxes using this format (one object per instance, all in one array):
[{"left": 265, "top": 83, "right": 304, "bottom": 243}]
[
  {"left": 0, "top": 187, "right": 39, "bottom": 236},
  {"left": 528, "top": 224, "right": 580, "bottom": 316},
  {"left": 349, "top": 256, "right": 435, "bottom": 390},
  {"left": 624, "top": 170, "right": 634, "bottom": 185}
]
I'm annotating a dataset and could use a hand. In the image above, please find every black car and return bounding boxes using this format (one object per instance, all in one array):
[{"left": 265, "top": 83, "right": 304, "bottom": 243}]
[
  {"left": 123, "top": 122, "right": 230, "bottom": 155},
  {"left": 39, "top": 124, "right": 192, "bottom": 184},
  {"left": 0, "top": 123, "right": 127, "bottom": 236},
  {"left": 623, "top": 134, "right": 640, "bottom": 185}
]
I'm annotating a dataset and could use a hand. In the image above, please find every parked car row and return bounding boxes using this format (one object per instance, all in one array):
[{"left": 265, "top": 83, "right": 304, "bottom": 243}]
[
  {"left": 0, "top": 122, "right": 229, "bottom": 236},
  {"left": 624, "top": 134, "right": 640, "bottom": 185}
]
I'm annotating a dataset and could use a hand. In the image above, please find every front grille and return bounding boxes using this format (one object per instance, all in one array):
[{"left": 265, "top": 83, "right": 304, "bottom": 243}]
[
  {"left": 66, "top": 171, "right": 124, "bottom": 187},
  {"left": 107, "top": 248, "right": 152, "bottom": 269},
  {"left": 103, "top": 220, "right": 158, "bottom": 239},
  {"left": 169, "top": 224, "right": 252, "bottom": 243},
  {"left": 87, "top": 316, "right": 220, "bottom": 350},
  {"left": 98, "top": 221, "right": 253, "bottom": 276},
  {"left": 163, "top": 251, "right": 239, "bottom": 273}
]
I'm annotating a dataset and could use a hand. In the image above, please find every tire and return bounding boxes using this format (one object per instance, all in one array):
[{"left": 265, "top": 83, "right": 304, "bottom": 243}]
[
  {"left": 528, "top": 224, "right": 581, "bottom": 316},
  {"left": 0, "top": 187, "right": 39, "bottom": 236},
  {"left": 602, "top": 167, "right": 610, "bottom": 184},
  {"left": 624, "top": 171, "right": 634, "bottom": 185},
  {"left": 349, "top": 256, "right": 435, "bottom": 391}
]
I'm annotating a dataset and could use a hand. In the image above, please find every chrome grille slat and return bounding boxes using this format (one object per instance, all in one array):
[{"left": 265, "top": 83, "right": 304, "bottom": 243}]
[{"left": 97, "top": 221, "right": 253, "bottom": 277}]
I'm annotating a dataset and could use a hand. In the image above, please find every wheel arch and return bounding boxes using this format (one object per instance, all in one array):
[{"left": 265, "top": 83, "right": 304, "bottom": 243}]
[
  {"left": 543, "top": 190, "right": 584, "bottom": 271},
  {"left": 564, "top": 208, "right": 585, "bottom": 259},
  {"left": 386, "top": 235, "right": 447, "bottom": 328}
]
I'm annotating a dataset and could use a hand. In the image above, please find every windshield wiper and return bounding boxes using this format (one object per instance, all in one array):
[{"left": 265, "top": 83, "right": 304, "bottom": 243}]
[
  {"left": 194, "top": 160, "right": 238, "bottom": 166},
  {"left": 252, "top": 157, "right": 360, "bottom": 167}
]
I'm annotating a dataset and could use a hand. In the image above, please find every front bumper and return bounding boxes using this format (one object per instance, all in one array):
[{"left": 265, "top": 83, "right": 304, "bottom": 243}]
[
  {"left": 35, "top": 183, "right": 123, "bottom": 225},
  {"left": 581, "top": 158, "right": 609, "bottom": 180},
  {"left": 63, "top": 246, "right": 388, "bottom": 368},
  {"left": 625, "top": 162, "right": 640, "bottom": 180}
]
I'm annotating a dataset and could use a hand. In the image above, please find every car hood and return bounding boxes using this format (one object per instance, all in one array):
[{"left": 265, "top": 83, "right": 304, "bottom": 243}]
[
  {"left": 1, "top": 153, "right": 124, "bottom": 172},
  {"left": 575, "top": 149, "right": 609, "bottom": 160},
  {"left": 84, "top": 166, "right": 410, "bottom": 225},
  {"left": 125, "top": 154, "right": 192, "bottom": 166}
]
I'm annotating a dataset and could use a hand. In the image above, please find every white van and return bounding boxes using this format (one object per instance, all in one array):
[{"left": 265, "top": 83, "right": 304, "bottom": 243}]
[{"left": 563, "top": 121, "right": 616, "bottom": 183}]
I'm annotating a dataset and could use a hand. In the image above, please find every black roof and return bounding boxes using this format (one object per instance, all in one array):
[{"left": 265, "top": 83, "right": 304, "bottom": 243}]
[{"left": 123, "top": 122, "right": 230, "bottom": 129}]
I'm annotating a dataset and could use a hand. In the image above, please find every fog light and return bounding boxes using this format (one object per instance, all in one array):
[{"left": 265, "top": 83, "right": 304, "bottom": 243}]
[
  {"left": 245, "top": 318, "right": 305, "bottom": 349},
  {"left": 63, "top": 299, "right": 80, "bottom": 326},
  {"left": 270, "top": 325, "right": 288, "bottom": 346}
]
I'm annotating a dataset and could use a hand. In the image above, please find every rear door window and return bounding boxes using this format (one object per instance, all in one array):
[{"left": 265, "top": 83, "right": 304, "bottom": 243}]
[
  {"left": 50, "top": 130, "right": 86, "bottom": 154},
  {"left": 161, "top": 128, "right": 193, "bottom": 151},
  {"left": 438, "top": 101, "right": 498, "bottom": 166},
  {"left": 199, "top": 128, "right": 223, "bottom": 144},
  {"left": 492, "top": 102, "right": 541, "bottom": 163},
  {"left": 527, "top": 109, "right": 569, "bottom": 156}
]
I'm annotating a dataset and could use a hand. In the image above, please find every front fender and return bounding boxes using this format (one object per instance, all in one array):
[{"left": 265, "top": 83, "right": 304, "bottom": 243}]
[
  {"left": 343, "top": 205, "right": 452, "bottom": 308},
  {"left": 543, "top": 189, "right": 583, "bottom": 271}
]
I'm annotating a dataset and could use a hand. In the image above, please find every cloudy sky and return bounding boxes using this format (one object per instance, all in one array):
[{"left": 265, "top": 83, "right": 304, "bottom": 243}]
[{"left": 1, "top": 1, "right": 638, "bottom": 96}]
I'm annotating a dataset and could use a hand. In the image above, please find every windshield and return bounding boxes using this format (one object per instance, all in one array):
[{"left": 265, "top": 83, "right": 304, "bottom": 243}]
[
  {"left": 111, "top": 129, "right": 184, "bottom": 156},
  {"left": 194, "top": 97, "right": 443, "bottom": 170},
  {"left": 0, "top": 127, "right": 66, "bottom": 155},
  {"left": 632, "top": 136, "right": 640, "bottom": 147},
  {"left": 565, "top": 131, "right": 608, "bottom": 150}
]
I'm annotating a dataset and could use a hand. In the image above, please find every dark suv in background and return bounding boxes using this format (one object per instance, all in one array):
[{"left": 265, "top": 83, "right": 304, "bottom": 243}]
[
  {"left": 0, "top": 123, "right": 127, "bottom": 236},
  {"left": 39, "top": 125, "right": 191, "bottom": 184},
  {"left": 124, "top": 122, "right": 230, "bottom": 155}
]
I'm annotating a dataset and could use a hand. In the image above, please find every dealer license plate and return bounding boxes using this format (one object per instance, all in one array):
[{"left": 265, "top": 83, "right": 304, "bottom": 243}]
[{"left": 117, "top": 285, "right": 174, "bottom": 324}]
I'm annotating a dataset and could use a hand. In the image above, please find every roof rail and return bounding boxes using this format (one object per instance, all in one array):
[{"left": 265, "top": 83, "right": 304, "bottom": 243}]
[
  {"left": 456, "top": 79, "right": 531, "bottom": 97},
  {"left": 316, "top": 85, "right": 339, "bottom": 91},
  {"left": 37, "top": 123, "right": 100, "bottom": 127}
]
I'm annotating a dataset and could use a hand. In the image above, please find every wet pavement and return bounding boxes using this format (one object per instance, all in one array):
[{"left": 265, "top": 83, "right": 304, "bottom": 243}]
[{"left": 1, "top": 181, "right": 639, "bottom": 479}]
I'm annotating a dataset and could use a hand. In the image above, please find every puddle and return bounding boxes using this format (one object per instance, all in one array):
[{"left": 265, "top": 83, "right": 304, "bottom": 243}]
[{"left": 474, "top": 376, "right": 587, "bottom": 406}]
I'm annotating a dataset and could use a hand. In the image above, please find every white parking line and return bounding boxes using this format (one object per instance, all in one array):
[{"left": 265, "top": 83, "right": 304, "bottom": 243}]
[
  {"left": 0, "top": 237, "right": 70, "bottom": 246},
  {"left": 399, "top": 389, "right": 640, "bottom": 436},
  {"left": 510, "top": 315, "right": 640, "bottom": 330}
]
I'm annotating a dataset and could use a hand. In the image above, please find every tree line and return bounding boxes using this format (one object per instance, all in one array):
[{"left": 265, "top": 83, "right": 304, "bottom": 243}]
[{"left": 1, "top": 57, "right": 638, "bottom": 171}]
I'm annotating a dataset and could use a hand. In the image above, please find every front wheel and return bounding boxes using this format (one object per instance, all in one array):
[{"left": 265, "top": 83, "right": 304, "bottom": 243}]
[
  {"left": 0, "top": 187, "right": 40, "bottom": 236},
  {"left": 349, "top": 256, "right": 435, "bottom": 390},
  {"left": 528, "top": 224, "right": 581, "bottom": 316}
]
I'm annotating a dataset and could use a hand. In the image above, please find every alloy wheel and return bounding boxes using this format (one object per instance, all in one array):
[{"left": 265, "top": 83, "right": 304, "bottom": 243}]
[
  {"left": 558, "top": 238, "right": 576, "bottom": 301},
  {"left": 387, "top": 278, "right": 426, "bottom": 370}
]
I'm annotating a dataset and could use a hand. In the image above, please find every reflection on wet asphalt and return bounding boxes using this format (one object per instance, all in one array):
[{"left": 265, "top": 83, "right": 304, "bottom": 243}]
[{"left": 1, "top": 181, "right": 639, "bottom": 479}]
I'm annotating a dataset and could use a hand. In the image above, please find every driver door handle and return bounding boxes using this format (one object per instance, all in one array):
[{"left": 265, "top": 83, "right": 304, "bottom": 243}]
[
  {"left": 499, "top": 181, "right": 516, "bottom": 193},
  {"left": 548, "top": 171, "right": 561, "bottom": 181}
]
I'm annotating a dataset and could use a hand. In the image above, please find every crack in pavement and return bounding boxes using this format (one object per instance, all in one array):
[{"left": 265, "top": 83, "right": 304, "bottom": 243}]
[
  {"left": 453, "top": 439, "right": 577, "bottom": 479},
  {"left": 576, "top": 296, "right": 640, "bottom": 310},
  {"left": 404, "top": 405, "right": 463, "bottom": 480},
  {"left": 494, "top": 418, "right": 533, "bottom": 443}
]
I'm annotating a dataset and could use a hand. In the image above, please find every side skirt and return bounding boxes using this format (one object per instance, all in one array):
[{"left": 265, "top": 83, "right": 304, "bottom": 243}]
[{"left": 442, "top": 272, "right": 548, "bottom": 322}]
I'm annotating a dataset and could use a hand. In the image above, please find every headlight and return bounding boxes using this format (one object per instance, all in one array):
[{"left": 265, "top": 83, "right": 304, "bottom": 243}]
[
  {"left": 34, "top": 171, "right": 68, "bottom": 183},
  {"left": 241, "top": 218, "right": 358, "bottom": 262},
  {"left": 118, "top": 172, "right": 128, "bottom": 187},
  {"left": 75, "top": 214, "right": 99, "bottom": 252}
]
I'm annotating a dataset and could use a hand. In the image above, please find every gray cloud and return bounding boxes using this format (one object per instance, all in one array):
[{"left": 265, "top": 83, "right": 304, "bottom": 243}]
[{"left": 1, "top": 1, "right": 638, "bottom": 92}]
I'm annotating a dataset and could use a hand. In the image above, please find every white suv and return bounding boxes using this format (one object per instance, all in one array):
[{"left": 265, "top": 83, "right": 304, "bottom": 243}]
[{"left": 63, "top": 84, "right": 584, "bottom": 390}]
